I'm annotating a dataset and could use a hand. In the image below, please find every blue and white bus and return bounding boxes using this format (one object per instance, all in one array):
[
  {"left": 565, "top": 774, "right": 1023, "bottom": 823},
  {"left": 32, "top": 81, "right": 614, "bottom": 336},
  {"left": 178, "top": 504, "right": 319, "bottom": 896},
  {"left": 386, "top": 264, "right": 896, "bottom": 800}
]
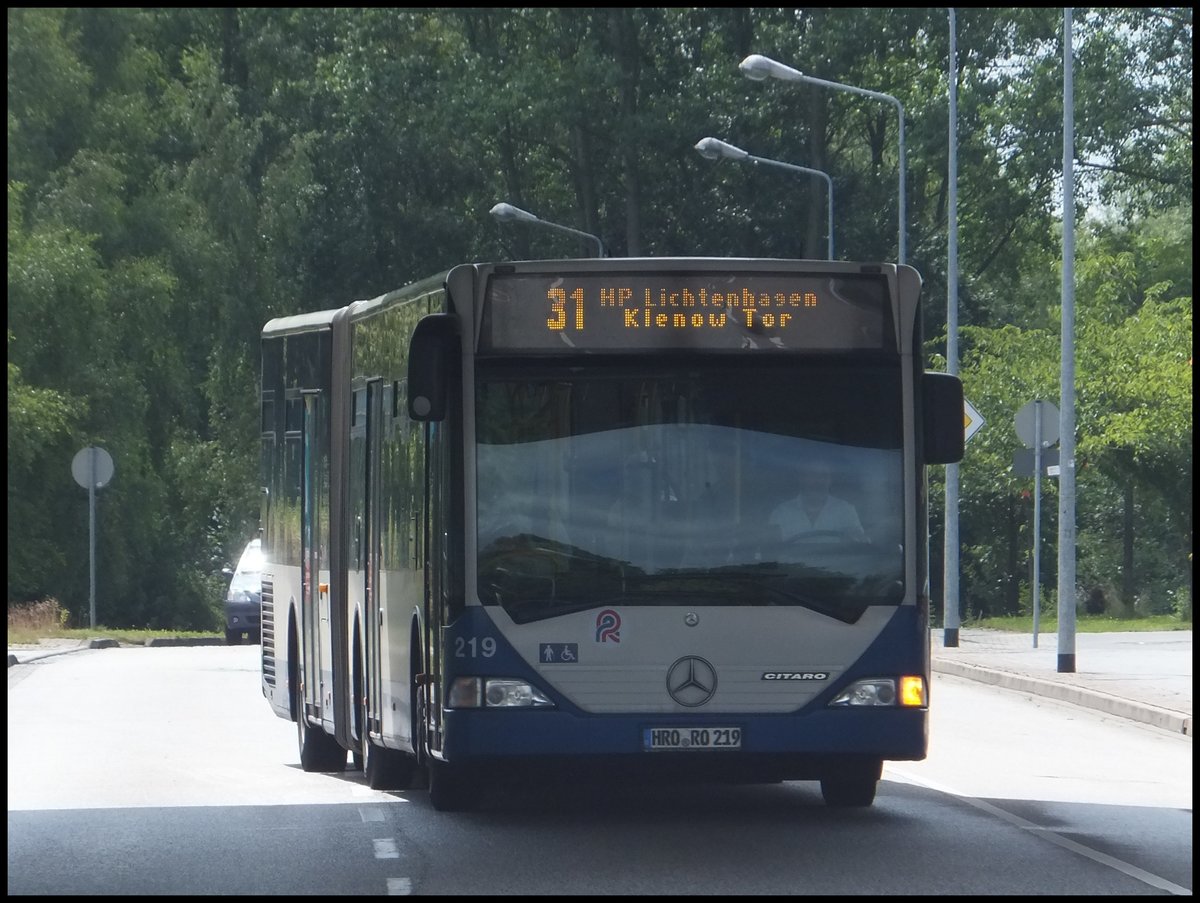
[{"left": 258, "top": 257, "right": 964, "bottom": 810}]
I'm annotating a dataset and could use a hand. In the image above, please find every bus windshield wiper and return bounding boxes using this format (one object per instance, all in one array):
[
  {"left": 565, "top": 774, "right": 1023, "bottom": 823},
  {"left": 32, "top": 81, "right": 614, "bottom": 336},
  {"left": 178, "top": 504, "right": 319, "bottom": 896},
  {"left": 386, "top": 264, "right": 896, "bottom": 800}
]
[
  {"left": 496, "top": 597, "right": 612, "bottom": 624},
  {"left": 755, "top": 583, "right": 866, "bottom": 624}
]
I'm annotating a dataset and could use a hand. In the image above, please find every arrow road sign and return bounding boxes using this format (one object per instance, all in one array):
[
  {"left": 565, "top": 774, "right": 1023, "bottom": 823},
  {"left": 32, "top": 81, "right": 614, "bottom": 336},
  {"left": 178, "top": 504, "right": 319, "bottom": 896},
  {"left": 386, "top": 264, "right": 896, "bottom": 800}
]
[{"left": 963, "top": 398, "right": 985, "bottom": 443}]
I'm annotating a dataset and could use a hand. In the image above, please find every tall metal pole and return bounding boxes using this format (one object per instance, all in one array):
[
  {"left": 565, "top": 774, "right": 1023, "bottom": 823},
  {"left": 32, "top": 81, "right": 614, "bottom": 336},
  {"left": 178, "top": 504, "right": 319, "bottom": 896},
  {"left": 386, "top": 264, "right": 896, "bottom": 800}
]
[
  {"left": 1057, "top": 8, "right": 1078, "bottom": 672},
  {"left": 740, "top": 55, "right": 905, "bottom": 265},
  {"left": 943, "top": 7, "right": 962, "bottom": 646}
]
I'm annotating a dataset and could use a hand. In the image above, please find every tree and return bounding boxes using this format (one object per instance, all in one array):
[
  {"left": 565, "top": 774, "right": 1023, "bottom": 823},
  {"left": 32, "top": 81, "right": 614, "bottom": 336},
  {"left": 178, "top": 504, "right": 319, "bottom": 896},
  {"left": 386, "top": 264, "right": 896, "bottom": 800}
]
[{"left": 7, "top": 8, "right": 1192, "bottom": 630}]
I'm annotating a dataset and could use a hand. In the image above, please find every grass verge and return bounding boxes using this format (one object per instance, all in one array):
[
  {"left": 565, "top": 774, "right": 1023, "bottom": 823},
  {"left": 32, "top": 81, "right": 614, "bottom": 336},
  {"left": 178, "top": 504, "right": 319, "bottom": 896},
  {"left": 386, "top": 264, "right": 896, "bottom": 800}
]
[
  {"left": 961, "top": 613, "right": 1190, "bottom": 633},
  {"left": 7, "top": 598, "right": 219, "bottom": 646}
]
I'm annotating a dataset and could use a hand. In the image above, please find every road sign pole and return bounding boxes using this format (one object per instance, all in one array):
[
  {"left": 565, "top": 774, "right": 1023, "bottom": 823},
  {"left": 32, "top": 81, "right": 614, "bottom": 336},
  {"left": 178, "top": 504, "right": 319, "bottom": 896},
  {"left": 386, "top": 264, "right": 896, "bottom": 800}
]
[
  {"left": 1032, "top": 402, "right": 1042, "bottom": 648},
  {"left": 947, "top": 398, "right": 984, "bottom": 648},
  {"left": 89, "top": 474, "right": 97, "bottom": 630},
  {"left": 1014, "top": 397, "right": 1059, "bottom": 650},
  {"left": 72, "top": 445, "right": 114, "bottom": 631}
]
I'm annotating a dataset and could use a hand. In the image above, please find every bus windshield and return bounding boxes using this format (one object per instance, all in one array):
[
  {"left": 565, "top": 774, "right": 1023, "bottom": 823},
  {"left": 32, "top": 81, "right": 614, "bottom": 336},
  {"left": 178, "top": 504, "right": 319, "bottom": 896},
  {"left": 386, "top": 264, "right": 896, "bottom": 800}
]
[{"left": 475, "top": 359, "right": 904, "bottom": 625}]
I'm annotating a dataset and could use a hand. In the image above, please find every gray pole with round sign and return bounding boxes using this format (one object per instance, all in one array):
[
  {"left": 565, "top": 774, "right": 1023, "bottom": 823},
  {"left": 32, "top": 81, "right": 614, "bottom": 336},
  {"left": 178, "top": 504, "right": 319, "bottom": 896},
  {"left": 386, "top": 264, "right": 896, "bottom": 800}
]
[
  {"left": 72, "top": 447, "right": 114, "bottom": 629},
  {"left": 1015, "top": 399, "right": 1059, "bottom": 647}
]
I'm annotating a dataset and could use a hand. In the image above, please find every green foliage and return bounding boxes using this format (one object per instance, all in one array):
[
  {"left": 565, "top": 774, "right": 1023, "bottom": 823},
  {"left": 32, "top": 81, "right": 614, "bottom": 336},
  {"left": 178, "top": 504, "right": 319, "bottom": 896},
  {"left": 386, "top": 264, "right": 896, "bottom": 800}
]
[
  {"left": 943, "top": 205, "right": 1192, "bottom": 621},
  {"left": 7, "top": 8, "right": 1193, "bottom": 630}
]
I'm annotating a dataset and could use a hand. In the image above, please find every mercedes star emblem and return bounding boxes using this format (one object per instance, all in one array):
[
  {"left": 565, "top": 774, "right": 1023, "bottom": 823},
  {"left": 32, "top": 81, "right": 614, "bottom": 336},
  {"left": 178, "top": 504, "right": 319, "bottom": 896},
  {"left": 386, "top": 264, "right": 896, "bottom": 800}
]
[{"left": 666, "top": 655, "right": 717, "bottom": 707}]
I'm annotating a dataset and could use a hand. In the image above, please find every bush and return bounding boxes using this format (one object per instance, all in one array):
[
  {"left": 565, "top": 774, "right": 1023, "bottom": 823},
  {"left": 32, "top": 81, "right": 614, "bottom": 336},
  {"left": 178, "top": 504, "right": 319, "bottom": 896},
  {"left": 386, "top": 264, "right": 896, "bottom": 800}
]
[
  {"left": 1170, "top": 585, "right": 1192, "bottom": 622},
  {"left": 7, "top": 598, "right": 70, "bottom": 642}
]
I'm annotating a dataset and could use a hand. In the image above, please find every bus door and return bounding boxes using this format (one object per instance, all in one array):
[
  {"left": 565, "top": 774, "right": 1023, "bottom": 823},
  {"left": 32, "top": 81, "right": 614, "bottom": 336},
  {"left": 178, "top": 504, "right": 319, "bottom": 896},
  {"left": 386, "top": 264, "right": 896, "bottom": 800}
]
[
  {"left": 363, "top": 379, "right": 384, "bottom": 741},
  {"left": 424, "top": 420, "right": 447, "bottom": 756},
  {"left": 300, "top": 390, "right": 324, "bottom": 720}
]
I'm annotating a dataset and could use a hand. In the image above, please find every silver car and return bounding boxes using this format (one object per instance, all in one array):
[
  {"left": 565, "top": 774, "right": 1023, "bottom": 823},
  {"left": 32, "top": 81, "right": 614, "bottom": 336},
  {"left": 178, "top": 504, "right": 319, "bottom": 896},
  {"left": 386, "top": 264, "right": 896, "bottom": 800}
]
[{"left": 223, "top": 537, "right": 263, "bottom": 645}]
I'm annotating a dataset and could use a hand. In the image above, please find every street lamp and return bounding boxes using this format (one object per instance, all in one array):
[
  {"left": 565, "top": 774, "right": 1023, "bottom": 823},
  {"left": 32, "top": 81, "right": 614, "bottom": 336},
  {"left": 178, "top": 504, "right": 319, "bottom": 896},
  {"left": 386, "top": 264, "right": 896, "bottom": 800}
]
[
  {"left": 945, "top": 8, "right": 962, "bottom": 647},
  {"left": 489, "top": 202, "right": 607, "bottom": 258},
  {"left": 740, "top": 53, "right": 906, "bottom": 266},
  {"left": 694, "top": 136, "right": 835, "bottom": 260}
]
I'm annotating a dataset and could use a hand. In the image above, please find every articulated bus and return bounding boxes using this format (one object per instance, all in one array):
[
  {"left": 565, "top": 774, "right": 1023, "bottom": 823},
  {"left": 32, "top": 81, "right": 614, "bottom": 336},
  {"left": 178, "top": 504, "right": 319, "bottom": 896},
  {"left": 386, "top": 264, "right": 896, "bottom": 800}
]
[{"left": 259, "top": 257, "right": 964, "bottom": 811}]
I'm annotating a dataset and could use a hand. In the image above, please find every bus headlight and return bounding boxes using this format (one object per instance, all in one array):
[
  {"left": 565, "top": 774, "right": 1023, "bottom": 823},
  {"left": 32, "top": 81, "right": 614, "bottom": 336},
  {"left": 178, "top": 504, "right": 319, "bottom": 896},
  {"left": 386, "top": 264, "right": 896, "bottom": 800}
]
[
  {"left": 829, "top": 676, "right": 925, "bottom": 708},
  {"left": 447, "top": 677, "right": 554, "bottom": 709}
]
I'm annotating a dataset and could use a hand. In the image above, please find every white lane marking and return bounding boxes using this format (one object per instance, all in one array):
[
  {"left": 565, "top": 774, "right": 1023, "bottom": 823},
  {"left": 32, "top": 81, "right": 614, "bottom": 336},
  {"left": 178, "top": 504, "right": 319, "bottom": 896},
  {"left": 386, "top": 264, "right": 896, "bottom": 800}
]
[
  {"left": 889, "top": 768, "right": 1192, "bottom": 896},
  {"left": 373, "top": 838, "right": 400, "bottom": 859},
  {"left": 387, "top": 877, "right": 413, "bottom": 895},
  {"left": 359, "top": 806, "right": 386, "bottom": 822}
]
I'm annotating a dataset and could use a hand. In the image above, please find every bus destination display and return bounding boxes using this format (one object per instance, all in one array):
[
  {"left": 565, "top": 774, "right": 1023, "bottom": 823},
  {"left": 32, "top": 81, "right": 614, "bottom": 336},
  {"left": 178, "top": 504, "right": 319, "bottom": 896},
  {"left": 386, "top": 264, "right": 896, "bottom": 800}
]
[{"left": 480, "top": 271, "right": 892, "bottom": 353}]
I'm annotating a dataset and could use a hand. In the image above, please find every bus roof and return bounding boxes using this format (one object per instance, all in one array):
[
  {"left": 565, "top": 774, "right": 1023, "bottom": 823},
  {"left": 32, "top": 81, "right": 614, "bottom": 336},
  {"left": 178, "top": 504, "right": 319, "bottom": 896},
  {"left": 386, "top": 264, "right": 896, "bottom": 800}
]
[
  {"left": 262, "top": 271, "right": 452, "bottom": 337},
  {"left": 262, "top": 307, "right": 342, "bottom": 338}
]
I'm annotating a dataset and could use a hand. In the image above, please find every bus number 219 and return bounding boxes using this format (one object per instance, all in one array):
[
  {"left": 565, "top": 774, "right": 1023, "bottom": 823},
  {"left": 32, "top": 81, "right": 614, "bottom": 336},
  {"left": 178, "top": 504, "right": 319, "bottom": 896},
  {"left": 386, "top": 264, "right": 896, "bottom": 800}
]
[{"left": 455, "top": 636, "right": 497, "bottom": 658}]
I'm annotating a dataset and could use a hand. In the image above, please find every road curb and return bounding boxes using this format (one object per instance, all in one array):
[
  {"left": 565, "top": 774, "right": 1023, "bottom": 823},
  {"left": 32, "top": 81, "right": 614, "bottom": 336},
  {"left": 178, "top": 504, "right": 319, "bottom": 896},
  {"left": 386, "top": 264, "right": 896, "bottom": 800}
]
[
  {"left": 8, "top": 644, "right": 89, "bottom": 666},
  {"left": 933, "top": 658, "right": 1192, "bottom": 737},
  {"left": 8, "top": 636, "right": 226, "bottom": 666}
]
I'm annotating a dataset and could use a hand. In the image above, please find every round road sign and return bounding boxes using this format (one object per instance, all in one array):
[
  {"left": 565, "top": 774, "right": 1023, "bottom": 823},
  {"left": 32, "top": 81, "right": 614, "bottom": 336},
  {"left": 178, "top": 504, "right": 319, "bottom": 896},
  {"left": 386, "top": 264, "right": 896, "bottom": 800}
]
[
  {"left": 71, "top": 446, "right": 115, "bottom": 490},
  {"left": 1015, "top": 399, "right": 1060, "bottom": 449}
]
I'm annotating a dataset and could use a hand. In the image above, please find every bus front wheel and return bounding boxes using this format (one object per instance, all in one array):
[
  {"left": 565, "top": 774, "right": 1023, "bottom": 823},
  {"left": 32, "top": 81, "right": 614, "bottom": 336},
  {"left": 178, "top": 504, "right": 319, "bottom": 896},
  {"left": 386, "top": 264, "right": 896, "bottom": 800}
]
[
  {"left": 819, "top": 759, "right": 881, "bottom": 808},
  {"left": 427, "top": 759, "right": 479, "bottom": 812}
]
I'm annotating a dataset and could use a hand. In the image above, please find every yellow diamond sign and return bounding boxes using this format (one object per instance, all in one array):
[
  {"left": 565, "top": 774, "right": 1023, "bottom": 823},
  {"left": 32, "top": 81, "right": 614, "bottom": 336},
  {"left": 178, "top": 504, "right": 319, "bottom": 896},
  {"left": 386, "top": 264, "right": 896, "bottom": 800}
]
[{"left": 963, "top": 398, "right": 984, "bottom": 443}]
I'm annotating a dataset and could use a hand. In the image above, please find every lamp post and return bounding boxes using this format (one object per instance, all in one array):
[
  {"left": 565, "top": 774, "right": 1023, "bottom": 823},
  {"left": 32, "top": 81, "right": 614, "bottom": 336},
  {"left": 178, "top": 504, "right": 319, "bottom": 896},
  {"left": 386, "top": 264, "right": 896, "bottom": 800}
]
[
  {"left": 1058, "top": 8, "right": 1077, "bottom": 674},
  {"left": 489, "top": 202, "right": 607, "bottom": 258},
  {"left": 694, "top": 136, "right": 835, "bottom": 260},
  {"left": 740, "top": 53, "right": 906, "bottom": 266},
  {"left": 944, "top": 8, "right": 962, "bottom": 647}
]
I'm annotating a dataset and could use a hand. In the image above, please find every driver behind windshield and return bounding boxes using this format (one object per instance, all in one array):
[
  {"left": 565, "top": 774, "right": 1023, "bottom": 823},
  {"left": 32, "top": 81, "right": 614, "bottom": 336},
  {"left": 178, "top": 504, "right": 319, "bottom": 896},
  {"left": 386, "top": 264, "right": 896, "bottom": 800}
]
[{"left": 768, "top": 459, "right": 866, "bottom": 542}]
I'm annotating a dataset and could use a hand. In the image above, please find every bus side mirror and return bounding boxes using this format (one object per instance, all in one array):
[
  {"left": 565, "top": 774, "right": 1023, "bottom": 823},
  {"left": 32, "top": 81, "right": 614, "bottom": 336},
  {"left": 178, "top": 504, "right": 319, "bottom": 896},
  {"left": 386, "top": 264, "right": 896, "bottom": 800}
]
[
  {"left": 408, "top": 313, "right": 458, "bottom": 422},
  {"left": 923, "top": 371, "right": 965, "bottom": 465}
]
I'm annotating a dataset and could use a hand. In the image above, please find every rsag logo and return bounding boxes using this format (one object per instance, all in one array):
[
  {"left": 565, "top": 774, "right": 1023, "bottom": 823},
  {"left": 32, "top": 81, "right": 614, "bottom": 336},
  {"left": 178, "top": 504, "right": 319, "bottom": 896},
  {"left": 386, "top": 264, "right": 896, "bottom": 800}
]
[{"left": 595, "top": 609, "right": 621, "bottom": 643}]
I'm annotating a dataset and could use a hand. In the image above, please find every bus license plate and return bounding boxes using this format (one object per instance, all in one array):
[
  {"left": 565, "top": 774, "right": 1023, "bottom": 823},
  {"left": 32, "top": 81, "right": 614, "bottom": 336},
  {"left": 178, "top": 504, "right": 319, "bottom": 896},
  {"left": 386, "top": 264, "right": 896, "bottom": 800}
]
[{"left": 643, "top": 726, "right": 742, "bottom": 751}]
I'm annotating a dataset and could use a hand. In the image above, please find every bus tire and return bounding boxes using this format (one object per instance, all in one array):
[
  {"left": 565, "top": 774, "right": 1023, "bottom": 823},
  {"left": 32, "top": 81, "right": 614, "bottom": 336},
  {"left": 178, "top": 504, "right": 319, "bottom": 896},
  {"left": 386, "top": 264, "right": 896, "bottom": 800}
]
[
  {"left": 225, "top": 628, "right": 242, "bottom": 645},
  {"left": 819, "top": 759, "right": 881, "bottom": 808},
  {"left": 354, "top": 654, "right": 416, "bottom": 789},
  {"left": 427, "top": 760, "right": 479, "bottom": 812},
  {"left": 360, "top": 690, "right": 416, "bottom": 790},
  {"left": 363, "top": 741, "right": 417, "bottom": 791},
  {"left": 297, "top": 712, "right": 347, "bottom": 773}
]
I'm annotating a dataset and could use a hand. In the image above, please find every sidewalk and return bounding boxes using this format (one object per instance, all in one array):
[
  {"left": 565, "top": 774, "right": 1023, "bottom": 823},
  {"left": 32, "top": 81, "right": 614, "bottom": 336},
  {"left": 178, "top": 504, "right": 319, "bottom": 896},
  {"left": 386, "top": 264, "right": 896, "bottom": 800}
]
[
  {"left": 10, "top": 630, "right": 1192, "bottom": 738},
  {"left": 6, "top": 635, "right": 223, "bottom": 667},
  {"left": 932, "top": 628, "right": 1192, "bottom": 737}
]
